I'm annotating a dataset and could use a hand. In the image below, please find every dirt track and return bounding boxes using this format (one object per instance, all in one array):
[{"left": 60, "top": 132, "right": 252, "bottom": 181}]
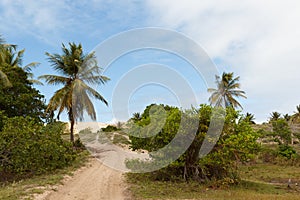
[{"left": 41, "top": 159, "right": 128, "bottom": 200}]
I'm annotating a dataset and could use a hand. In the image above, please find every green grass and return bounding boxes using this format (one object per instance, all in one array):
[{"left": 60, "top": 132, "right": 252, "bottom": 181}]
[
  {"left": 239, "top": 164, "right": 300, "bottom": 183},
  {"left": 0, "top": 150, "right": 90, "bottom": 200},
  {"left": 126, "top": 163, "right": 300, "bottom": 200}
]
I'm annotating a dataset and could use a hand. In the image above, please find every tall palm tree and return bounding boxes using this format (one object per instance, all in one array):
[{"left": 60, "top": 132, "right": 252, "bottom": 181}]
[
  {"left": 208, "top": 72, "right": 246, "bottom": 109},
  {"left": 39, "top": 43, "right": 110, "bottom": 143}
]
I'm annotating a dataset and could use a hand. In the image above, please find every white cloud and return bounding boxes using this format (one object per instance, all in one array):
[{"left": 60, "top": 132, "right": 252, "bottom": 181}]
[
  {"left": 0, "top": 0, "right": 72, "bottom": 45},
  {"left": 145, "top": 0, "right": 300, "bottom": 122}
]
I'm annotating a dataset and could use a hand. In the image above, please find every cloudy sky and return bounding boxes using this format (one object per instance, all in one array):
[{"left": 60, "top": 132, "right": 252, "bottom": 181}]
[{"left": 1, "top": 0, "right": 300, "bottom": 123}]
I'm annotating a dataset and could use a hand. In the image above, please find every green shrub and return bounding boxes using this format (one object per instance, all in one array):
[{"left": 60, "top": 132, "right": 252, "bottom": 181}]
[
  {"left": 277, "top": 144, "right": 296, "bottom": 159},
  {"left": 101, "top": 125, "right": 119, "bottom": 132},
  {"left": 0, "top": 117, "right": 76, "bottom": 181}
]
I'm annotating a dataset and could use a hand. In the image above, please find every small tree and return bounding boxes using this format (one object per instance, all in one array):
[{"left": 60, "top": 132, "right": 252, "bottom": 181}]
[{"left": 272, "top": 118, "right": 291, "bottom": 145}]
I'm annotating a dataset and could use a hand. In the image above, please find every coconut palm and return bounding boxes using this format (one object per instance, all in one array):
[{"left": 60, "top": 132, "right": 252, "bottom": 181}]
[
  {"left": 283, "top": 114, "right": 291, "bottom": 122},
  {"left": 39, "top": 43, "right": 110, "bottom": 143},
  {"left": 132, "top": 112, "right": 141, "bottom": 122},
  {"left": 0, "top": 36, "right": 12, "bottom": 87},
  {"left": 0, "top": 38, "right": 40, "bottom": 86},
  {"left": 270, "top": 111, "right": 281, "bottom": 122},
  {"left": 244, "top": 112, "right": 256, "bottom": 124},
  {"left": 208, "top": 72, "right": 246, "bottom": 109},
  {"left": 291, "top": 105, "right": 300, "bottom": 123},
  {"left": 22, "top": 63, "right": 43, "bottom": 85}
]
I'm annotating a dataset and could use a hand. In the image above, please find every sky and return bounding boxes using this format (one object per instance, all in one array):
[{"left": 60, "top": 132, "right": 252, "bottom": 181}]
[{"left": 1, "top": 0, "right": 300, "bottom": 123}]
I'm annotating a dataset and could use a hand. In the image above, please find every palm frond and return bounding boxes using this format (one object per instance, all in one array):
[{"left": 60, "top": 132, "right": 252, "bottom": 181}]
[
  {"left": 208, "top": 72, "right": 246, "bottom": 109},
  {"left": 38, "top": 75, "right": 69, "bottom": 85},
  {"left": 0, "top": 70, "right": 12, "bottom": 87}
]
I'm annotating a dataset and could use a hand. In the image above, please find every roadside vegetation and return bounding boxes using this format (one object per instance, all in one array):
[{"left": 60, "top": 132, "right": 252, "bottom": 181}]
[{"left": 0, "top": 36, "right": 99, "bottom": 199}]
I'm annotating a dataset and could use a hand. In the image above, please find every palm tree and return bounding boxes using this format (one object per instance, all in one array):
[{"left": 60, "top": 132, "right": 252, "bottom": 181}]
[
  {"left": 22, "top": 63, "right": 43, "bottom": 85},
  {"left": 0, "top": 38, "right": 40, "bottom": 86},
  {"left": 39, "top": 43, "right": 110, "bottom": 143},
  {"left": 0, "top": 36, "right": 12, "bottom": 87},
  {"left": 291, "top": 105, "right": 300, "bottom": 123},
  {"left": 283, "top": 114, "right": 291, "bottom": 122},
  {"left": 270, "top": 111, "right": 281, "bottom": 121},
  {"left": 132, "top": 112, "right": 141, "bottom": 122},
  {"left": 208, "top": 72, "right": 246, "bottom": 109},
  {"left": 244, "top": 112, "right": 255, "bottom": 124}
]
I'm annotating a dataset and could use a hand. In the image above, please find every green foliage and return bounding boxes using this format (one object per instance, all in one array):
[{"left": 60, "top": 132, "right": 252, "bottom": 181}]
[
  {"left": 198, "top": 108, "right": 259, "bottom": 181},
  {"left": 0, "top": 58, "right": 46, "bottom": 130},
  {"left": 0, "top": 117, "right": 76, "bottom": 181},
  {"left": 129, "top": 104, "right": 181, "bottom": 152},
  {"left": 272, "top": 118, "right": 292, "bottom": 145},
  {"left": 101, "top": 125, "right": 119, "bottom": 132},
  {"left": 127, "top": 104, "right": 260, "bottom": 182},
  {"left": 277, "top": 145, "right": 296, "bottom": 159}
]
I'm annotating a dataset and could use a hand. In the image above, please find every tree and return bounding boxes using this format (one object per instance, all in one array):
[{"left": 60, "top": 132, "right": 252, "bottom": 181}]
[
  {"left": 283, "top": 114, "right": 291, "bottom": 122},
  {"left": 22, "top": 62, "right": 43, "bottom": 85},
  {"left": 127, "top": 104, "right": 259, "bottom": 182},
  {"left": 270, "top": 111, "right": 281, "bottom": 122},
  {"left": 0, "top": 47, "right": 46, "bottom": 129},
  {"left": 39, "top": 43, "right": 110, "bottom": 143},
  {"left": 291, "top": 105, "right": 300, "bottom": 123},
  {"left": 272, "top": 118, "right": 291, "bottom": 145},
  {"left": 131, "top": 112, "right": 141, "bottom": 122},
  {"left": 244, "top": 112, "right": 256, "bottom": 124},
  {"left": 208, "top": 72, "right": 246, "bottom": 109},
  {"left": 0, "top": 35, "right": 13, "bottom": 87},
  {"left": 0, "top": 36, "right": 41, "bottom": 86}
]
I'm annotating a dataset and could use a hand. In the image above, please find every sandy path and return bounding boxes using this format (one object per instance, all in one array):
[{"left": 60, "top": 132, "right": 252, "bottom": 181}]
[{"left": 41, "top": 159, "right": 128, "bottom": 200}]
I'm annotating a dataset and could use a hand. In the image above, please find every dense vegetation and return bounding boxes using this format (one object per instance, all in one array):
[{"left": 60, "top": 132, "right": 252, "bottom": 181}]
[
  {"left": 127, "top": 104, "right": 260, "bottom": 183},
  {"left": 0, "top": 37, "right": 93, "bottom": 183},
  {"left": 0, "top": 117, "right": 75, "bottom": 181}
]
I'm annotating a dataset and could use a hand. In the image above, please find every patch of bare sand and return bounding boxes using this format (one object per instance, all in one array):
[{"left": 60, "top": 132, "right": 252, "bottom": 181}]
[{"left": 37, "top": 158, "right": 129, "bottom": 200}]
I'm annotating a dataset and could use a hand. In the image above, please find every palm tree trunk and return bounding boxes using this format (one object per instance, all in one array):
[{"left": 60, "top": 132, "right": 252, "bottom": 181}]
[
  {"left": 69, "top": 107, "right": 75, "bottom": 144},
  {"left": 70, "top": 119, "right": 75, "bottom": 144}
]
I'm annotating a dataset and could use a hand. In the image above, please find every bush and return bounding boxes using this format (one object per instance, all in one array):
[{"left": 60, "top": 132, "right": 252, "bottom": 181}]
[
  {"left": 101, "top": 125, "right": 119, "bottom": 132},
  {"left": 277, "top": 145, "right": 296, "bottom": 159},
  {"left": 0, "top": 117, "right": 76, "bottom": 181}
]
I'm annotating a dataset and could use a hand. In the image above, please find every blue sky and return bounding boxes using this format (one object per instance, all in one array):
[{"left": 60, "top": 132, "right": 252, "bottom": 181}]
[{"left": 1, "top": 0, "right": 300, "bottom": 123}]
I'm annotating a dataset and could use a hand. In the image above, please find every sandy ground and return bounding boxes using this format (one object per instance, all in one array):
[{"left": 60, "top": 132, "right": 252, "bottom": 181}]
[
  {"left": 39, "top": 159, "right": 129, "bottom": 200},
  {"left": 35, "top": 122, "right": 147, "bottom": 200}
]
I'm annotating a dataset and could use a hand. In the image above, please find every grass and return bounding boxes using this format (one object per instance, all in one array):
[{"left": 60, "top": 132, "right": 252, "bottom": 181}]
[
  {"left": 126, "top": 163, "right": 300, "bottom": 200},
  {"left": 239, "top": 164, "right": 300, "bottom": 183},
  {"left": 0, "top": 150, "right": 90, "bottom": 200}
]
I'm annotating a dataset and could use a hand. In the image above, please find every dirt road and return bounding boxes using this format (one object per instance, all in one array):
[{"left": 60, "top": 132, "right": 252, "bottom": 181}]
[{"left": 41, "top": 159, "right": 128, "bottom": 200}]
